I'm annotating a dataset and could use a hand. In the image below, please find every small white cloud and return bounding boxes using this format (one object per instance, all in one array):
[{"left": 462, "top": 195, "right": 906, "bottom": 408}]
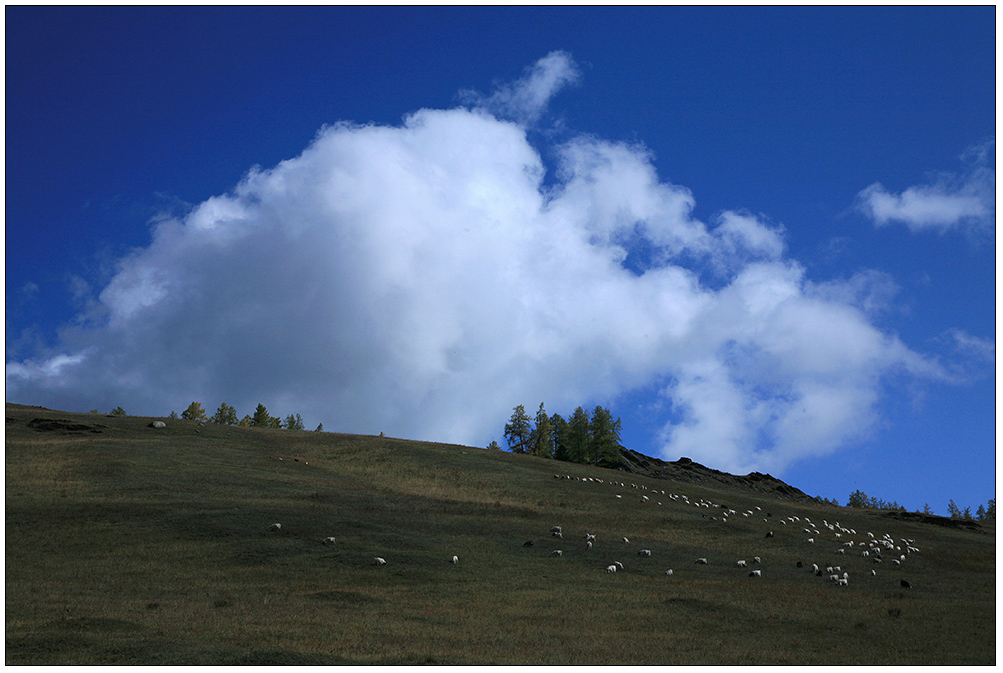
[
  {"left": 463, "top": 50, "right": 580, "bottom": 124},
  {"left": 856, "top": 139, "right": 994, "bottom": 234}
]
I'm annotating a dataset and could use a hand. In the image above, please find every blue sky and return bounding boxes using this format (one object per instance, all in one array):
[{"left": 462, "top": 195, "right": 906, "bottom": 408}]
[{"left": 6, "top": 7, "right": 995, "bottom": 515}]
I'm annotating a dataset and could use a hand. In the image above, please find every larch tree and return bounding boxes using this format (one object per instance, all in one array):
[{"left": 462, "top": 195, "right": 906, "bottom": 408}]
[
  {"left": 566, "top": 406, "right": 591, "bottom": 464},
  {"left": 504, "top": 405, "right": 532, "bottom": 454},
  {"left": 531, "top": 403, "right": 554, "bottom": 458},
  {"left": 211, "top": 402, "right": 238, "bottom": 425},
  {"left": 589, "top": 405, "right": 622, "bottom": 465},
  {"left": 181, "top": 401, "right": 208, "bottom": 421}
]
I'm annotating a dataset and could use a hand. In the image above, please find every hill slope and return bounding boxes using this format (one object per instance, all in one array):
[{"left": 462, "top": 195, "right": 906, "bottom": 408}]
[{"left": 5, "top": 404, "right": 995, "bottom": 665}]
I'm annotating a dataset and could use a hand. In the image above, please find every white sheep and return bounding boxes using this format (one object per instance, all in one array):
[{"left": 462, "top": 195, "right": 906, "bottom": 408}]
[
  {"left": 268, "top": 523, "right": 282, "bottom": 532},
  {"left": 836, "top": 578, "right": 848, "bottom": 586},
  {"left": 552, "top": 550, "right": 563, "bottom": 557},
  {"left": 606, "top": 564, "right": 617, "bottom": 573},
  {"left": 551, "top": 526, "right": 562, "bottom": 534},
  {"left": 374, "top": 557, "right": 387, "bottom": 566},
  {"left": 638, "top": 549, "right": 651, "bottom": 557},
  {"left": 749, "top": 570, "right": 762, "bottom": 577},
  {"left": 586, "top": 541, "right": 593, "bottom": 550},
  {"left": 322, "top": 536, "right": 336, "bottom": 545},
  {"left": 614, "top": 561, "right": 624, "bottom": 571},
  {"left": 623, "top": 537, "right": 630, "bottom": 544},
  {"left": 736, "top": 560, "right": 747, "bottom": 568},
  {"left": 665, "top": 569, "right": 674, "bottom": 576},
  {"left": 451, "top": 555, "right": 458, "bottom": 564},
  {"left": 695, "top": 557, "right": 708, "bottom": 565},
  {"left": 753, "top": 556, "right": 761, "bottom": 564}
]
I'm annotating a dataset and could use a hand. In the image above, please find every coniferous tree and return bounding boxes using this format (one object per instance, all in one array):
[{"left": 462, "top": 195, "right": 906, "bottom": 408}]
[
  {"left": 847, "top": 490, "right": 868, "bottom": 508},
  {"left": 168, "top": 410, "right": 179, "bottom": 419},
  {"left": 922, "top": 503, "right": 934, "bottom": 515},
  {"left": 531, "top": 403, "right": 554, "bottom": 458},
  {"left": 211, "top": 402, "right": 238, "bottom": 425},
  {"left": 487, "top": 440, "right": 501, "bottom": 451},
  {"left": 566, "top": 406, "right": 591, "bottom": 464},
  {"left": 315, "top": 423, "right": 324, "bottom": 432},
  {"left": 987, "top": 498, "right": 996, "bottom": 520},
  {"left": 251, "top": 403, "right": 273, "bottom": 428},
  {"left": 284, "top": 413, "right": 305, "bottom": 431},
  {"left": 181, "top": 401, "right": 208, "bottom": 421},
  {"left": 976, "top": 504, "right": 987, "bottom": 520},
  {"left": 550, "top": 413, "right": 570, "bottom": 462},
  {"left": 238, "top": 415, "right": 252, "bottom": 427},
  {"left": 504, "top": 405, "right": 532, "bottom": 453},
  {"left": 947, "top": 499, "right": 962, "bottom": 518},
  {"left": 110, "top": 406, "right": 126, "bottom": 416},
  {"left": 589, "top": 405, "right": 622, "bottom": 465}
]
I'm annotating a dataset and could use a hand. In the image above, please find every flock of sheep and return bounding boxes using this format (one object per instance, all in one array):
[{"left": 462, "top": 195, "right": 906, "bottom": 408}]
[
  {"left": 541, "top": 473, "right": 921, "bottom": 589},
  {"left": 265, "top": 470, "right": 921, "bottom": 590}
]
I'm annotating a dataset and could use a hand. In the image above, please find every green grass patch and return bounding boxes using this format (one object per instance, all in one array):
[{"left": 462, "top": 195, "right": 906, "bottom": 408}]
[{"left": 5, "top": 404, "right": 995, "bottom": 664}]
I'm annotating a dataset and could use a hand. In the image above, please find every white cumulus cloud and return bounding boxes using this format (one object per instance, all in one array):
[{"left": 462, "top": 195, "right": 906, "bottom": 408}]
[{"left": 6, "top": 53, "right": 954, "bottom": 475}]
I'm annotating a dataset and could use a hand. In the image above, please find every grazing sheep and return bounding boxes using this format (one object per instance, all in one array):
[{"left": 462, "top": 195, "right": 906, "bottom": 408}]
[
  {"left": 451, "top": 555, "right": 458, "bottom": 564},
  {"left": 523, "top": 540, "right": 534, "bottom": 547},
  {"left": 322, "top": 536, "right": 336, "bottom": 546},
  {"left": 606, "top": 565, "right": 617, "bottom": 573},
  {"left": 900, "top": 579, "right": 911, "bottom": 589},
  {"left": 552, "top": 531, "right": 563, "bottom": 539},
  {"left": 871, "top": 569, "right": 877, "bottom": 576},
  {"left": 796, "top": 561, "right": 804, "bottom": 568},
  {"left": 736, "top": 560, "right": 747, "bottom": 568},
  {"left": 695, "top": 557, "right": 708, "bottom": 565},
  {"left": 765, "top": 531, "right": 774, "bottom": 538},
  {"left": 753, "top": 556, "right": 761, "bottom": 564},
  {"left": 552, "top": 550, "right": 563, "bottom": 557},
  {"left": 374, "top": 557, "right": 387, "bottom": 566},
  {"left": 638, "top": 549, "right": 652, "bottom": 557},
  {"left": 807, "top": 538, "right": 815, "bottom": 544},
  {"left": 614, "top": 561, "right": 624, "bottom": 571},
  {"left": 836, "top": 578, "right": 848, "bottom": 586},
  {"left": 811, "top": 563, "right": 819, "bottom": 574},
  {"left": 585, "top": 534, "right": 596, "bottom": 543},
  {"left": 551, "top": 526, "right": 563, "bottom": 534},
  {"left": 268, "top": 523, "right": 282, "bottom": 532},
  {"left": 586, "top": 541, "right": 593, "bottom": 550},
  {"left": 623, "top": 537, "right": 630, "bottom": 544},
  {"left": 665, "top": 569, "right": 674, "bottom": 576},
  {"left": 749, "top": 570, "right": 762, "bottom": 577}
]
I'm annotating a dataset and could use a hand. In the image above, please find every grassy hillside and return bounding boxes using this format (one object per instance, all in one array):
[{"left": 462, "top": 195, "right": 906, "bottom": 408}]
[{"left": 5, "top": 404, "right": 995, "bottom": 665}]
